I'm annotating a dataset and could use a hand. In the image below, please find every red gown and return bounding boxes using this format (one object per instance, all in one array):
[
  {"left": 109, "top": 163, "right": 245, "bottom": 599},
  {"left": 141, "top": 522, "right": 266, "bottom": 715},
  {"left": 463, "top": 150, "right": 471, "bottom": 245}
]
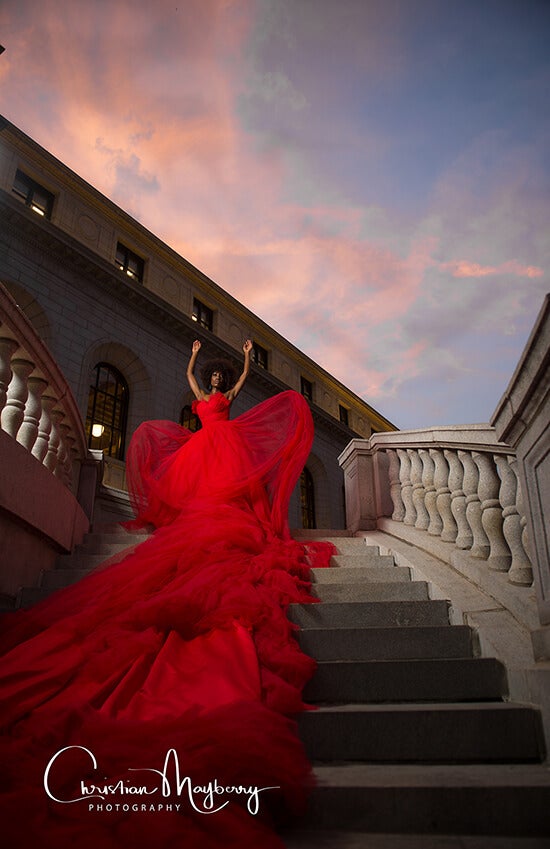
[{"left": 0, "top": 390, "right": 334, "bottom": 849}]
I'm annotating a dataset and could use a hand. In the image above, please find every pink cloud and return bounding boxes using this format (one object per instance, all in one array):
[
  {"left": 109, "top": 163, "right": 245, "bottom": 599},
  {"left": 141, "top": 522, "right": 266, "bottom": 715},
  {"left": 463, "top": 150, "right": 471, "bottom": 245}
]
[{"left": 440, "top": 259, "right": 544, "bottom": 279}]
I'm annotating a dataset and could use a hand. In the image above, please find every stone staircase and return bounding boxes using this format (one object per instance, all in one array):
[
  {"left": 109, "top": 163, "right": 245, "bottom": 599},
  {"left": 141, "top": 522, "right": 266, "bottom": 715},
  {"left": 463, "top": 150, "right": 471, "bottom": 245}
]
[
  {"left": 8, "top": 526, "right": 550, "bottom": 845},
  {"left": 14, "top": 523, "right": 150, "bottom": 608},
  {"left": 282, "top": 534, "right": 550, "bottom": 847}
]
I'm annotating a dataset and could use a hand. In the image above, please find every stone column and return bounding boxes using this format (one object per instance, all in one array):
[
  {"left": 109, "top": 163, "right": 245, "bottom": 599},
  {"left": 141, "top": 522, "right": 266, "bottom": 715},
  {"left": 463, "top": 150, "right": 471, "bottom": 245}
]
[
  {"left": 16, "top": 376, "right": 48, "bottom": 452},
  {"left": 387, "top": 449, "right": 405, "bottom": 521},
  {"left": 0, "top": 337, "right": 19, "bottom": 414},
  {"left": 32, "top": 395, "right": 57, "bottom": 463},
  {"left": 459, "top": 449, "right": 490, "bottom": 559},
  {"left": 397, "top": 449, "right": 416, "bottom": 526},
  {"left": 338, "top": 440, "right": 377, "bottom": 532},
  {"left": 494, "top": 454, "right": 533, "bottom": 586},
  {"left": 446, "top": 448, "right": 472, "bottom": 550},
  {"left": 1, "top": 358, "right": 34, "bottom": 438},
  {"left": 473, "top": 451, "right": 511, "bottom": 572},
  {"left": 420, "top": 448, "right": 442, "bottom": 536},
  {"left": 410, "top": 449, "right": 429, "bottom": 530},
  {"left": 431, "top": 448, "right": 457, "bottom": 542}
]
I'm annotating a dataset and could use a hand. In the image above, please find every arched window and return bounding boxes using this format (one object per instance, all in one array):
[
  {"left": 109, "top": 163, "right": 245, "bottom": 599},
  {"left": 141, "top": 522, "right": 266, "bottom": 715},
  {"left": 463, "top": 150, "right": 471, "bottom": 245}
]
[
  {"left": 86, "top": 363, "right": 129, "bottom": 459},
  {"left": 180, "top": 404, "right": 201, "bottom": 432},
  {"left": 300, "top": 467, "right": 316, "bottom": 529}
]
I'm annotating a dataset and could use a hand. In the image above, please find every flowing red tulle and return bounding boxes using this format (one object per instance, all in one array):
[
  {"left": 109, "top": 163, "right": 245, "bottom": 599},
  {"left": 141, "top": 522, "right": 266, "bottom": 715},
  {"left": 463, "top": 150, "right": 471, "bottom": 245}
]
[{"left": 0, "top": 390, "right": 334, "bottom": 848}]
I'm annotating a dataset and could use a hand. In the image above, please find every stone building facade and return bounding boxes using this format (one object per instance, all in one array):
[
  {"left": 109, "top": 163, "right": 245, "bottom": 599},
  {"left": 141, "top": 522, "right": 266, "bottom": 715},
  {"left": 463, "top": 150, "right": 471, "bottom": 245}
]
[{"left": 0, "top": 115, "right": 395, "bottom": 531}]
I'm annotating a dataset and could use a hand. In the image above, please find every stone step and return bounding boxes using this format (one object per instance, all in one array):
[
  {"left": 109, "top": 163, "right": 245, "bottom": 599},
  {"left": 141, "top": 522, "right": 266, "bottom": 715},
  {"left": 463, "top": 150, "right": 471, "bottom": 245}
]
[
  {"left": 80, "top": 534, "right": 148, "bottom": 551},
  {"left": 297, "top": 625, "right": 476, "bottom": 662},
  {"left": 17, "top": 586, "right": 56, "bottom": 607},
  {"left": 40, "top": 569, "right": 92, "bottom": 589},
  {"left": 282, "top": 832, "right": 550, "bottom": 849},
  {"left": 311, "top": 566, "right": 411, "bottom": 584},
  {"left": 292, "top": 529, "right": 354, "bottom": 539},
  {"left": 289, "top": 600, "right": 452, "bottom": 629},
  {"left": 311, "top": 582, "right": 429, "bottom": 603},
  {"left": 331, "top": 553, "right": 396, "bottom": 568},
  {"left": 90, "top": 521, "right": 136, "bottom": 534},
  {"left": 330, "top": 540, "right": 381, "bottom": 553},
  {"left": 298, "top": 703, "right": 545, "bottom": 763},
  {"left": 56, "top": 550, "right": 130, "bottom": 569},
  {"left": 303, "top": 657, "right": 507, "bottom": 704},
  {"left": 282, "top": 763, "right": 550, "bottom": 839}
]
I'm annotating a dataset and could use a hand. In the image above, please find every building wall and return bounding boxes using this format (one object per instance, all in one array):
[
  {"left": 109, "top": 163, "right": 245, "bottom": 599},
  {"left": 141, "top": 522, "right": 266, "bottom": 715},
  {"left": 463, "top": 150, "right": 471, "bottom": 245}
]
[{"left": 0, "top": 117, "right": 396, "bottom": 530}]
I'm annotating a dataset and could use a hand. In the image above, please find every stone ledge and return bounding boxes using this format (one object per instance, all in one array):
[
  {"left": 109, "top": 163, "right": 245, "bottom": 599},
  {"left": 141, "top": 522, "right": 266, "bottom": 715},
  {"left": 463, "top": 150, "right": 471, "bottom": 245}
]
[{"left": 374, "top": 519, "right": 539, "bottom": 632}]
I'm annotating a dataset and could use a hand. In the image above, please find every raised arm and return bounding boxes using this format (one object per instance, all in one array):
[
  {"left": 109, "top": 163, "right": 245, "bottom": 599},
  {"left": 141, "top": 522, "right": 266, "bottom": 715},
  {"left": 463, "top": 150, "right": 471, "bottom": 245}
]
[
  {"left": 186, "top": 340, "right": 205, "bottom": 400},
  {"left": 226, "top": 340, "right": 253, "bottom": 401}
]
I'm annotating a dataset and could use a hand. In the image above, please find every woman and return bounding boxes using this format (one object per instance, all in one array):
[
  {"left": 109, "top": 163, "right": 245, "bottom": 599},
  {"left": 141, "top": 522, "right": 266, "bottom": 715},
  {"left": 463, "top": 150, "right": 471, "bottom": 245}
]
[
  {"left": 0, "top": 340, "right": 334, "bottom": 849},
  {"left": 187, "top": 337, "right": 251, "bottom": 402}
]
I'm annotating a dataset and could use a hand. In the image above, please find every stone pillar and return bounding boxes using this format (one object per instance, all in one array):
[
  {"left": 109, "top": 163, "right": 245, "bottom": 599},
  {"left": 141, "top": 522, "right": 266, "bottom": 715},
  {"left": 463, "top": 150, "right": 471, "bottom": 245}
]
[
  {"left": 338, "top": 439, "right": 377, "bottom": 532},
  {"left": 1, "top": 358, "right": 34, "bottom": 438},
  {"left": 397, "top": 448, "right": 416, "bottom": 526},
  {"left": 410, "top": 449, "right": 429, "bottom": 530},
  {"left": 431, "top": 448, "right": 457, "bottom": 542},
  {"left": 32, "top": 395, "right": 57, "bottom": 463},
  {"left": 0, "top": 337, "right": 19, "bottom": 414},
  {"left": 473, "top": 451, "right": 511, "bottom": 572},
  {"left": 387, "top": 449, "right": 405, "bottom": 521},
  {"left": 446, "top": 448, "right": 472, "bottom": 550},
  {"left": 420, "top": 448, "right": 442, "bottom": 536},
  {"left": 460, "top": 449, "right": 490, "bottom": 559},
  {"left": 494, "top": 454, "right": 533, "bottom": 586},
  {"left": 17, "top": 375, "right": 48, "bottom": 452}
]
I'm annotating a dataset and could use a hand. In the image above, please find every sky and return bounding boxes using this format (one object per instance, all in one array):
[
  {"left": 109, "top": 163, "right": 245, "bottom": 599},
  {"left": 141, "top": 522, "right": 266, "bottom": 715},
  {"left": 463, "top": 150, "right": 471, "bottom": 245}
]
[{"left": 0, "top": 0, "right": 548, "bottom": 429}]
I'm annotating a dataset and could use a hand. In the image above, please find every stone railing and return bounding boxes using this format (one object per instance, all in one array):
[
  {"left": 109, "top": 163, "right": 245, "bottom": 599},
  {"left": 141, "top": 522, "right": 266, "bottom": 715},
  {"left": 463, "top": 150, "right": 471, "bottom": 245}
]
[
  {"left": 339, "top": 424, "right": 533, "bottom": 587},
  {"left": 0, "top": 284, "right": 88, "bottom": 488},
  {"left": 0, "top": 283, "right": 94, "bottom": 597}
]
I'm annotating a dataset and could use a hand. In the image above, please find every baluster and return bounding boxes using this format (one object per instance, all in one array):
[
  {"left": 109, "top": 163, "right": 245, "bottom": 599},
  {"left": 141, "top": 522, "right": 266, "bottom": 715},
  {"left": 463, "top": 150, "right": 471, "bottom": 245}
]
[
  {"left": 54, "top": 421, "right": 70, "bottom": 479},
  {"left": 495, "top": 455, "right": 533, "bottom": 586},
  {"left": 65, "top": 436, "right": 78, "bottom": 489},
  {"left": 445, "top": 449, "right": 472, "bottom": 549},
  {"left": 419, "top": 449, "right": 442, "bottom": 536},
  {"left": 0, "top": 358, "right": 34, "bottom": 438},
  {"left": 459, "top": 450, "right": 490, "bottom": 559},
  {"left": 32, "top": 395, "right": 57, "bottom": 462},
  {"left": 473, "top": 451, "right": 511, "bottom": 572},
  {"left": 44, "top": 409, "right": 63, "bottom": 472},
  {"left": 387, "top": 450, "right": 405, "bottom": 521},
  {"left": 514, "top": 459, "right": 533, "bottom": 581},
  {"left": 0, "top": 337, "right": 19, "bottom": 415},
  {"left": 16, "top": 376, "right": 48, "bottom": 451},
  {"left": 397, "top": 449, "right": 416, "bottom": 525},
  {"left": 431, "top": 448, "right": 457, "bottom": 542},
  {"left": 58, "top": 425, "right": 74, "bottom": 485},
  {"left": 409, "top": 449, "right": 429, "bottom": 530}
]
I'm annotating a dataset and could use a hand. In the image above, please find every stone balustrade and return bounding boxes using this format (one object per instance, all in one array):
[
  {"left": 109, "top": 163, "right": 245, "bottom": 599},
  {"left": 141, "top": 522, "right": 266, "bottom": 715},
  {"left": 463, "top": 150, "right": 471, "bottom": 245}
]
[
  {"left": 339, "top": 425, "right": 534, "bottom": 588},
  {"left": 0, "top": 284, "right": 87, "bottom": 487},
  {"left": 0, "top": 283, "right": 96, "bottom": 597}
]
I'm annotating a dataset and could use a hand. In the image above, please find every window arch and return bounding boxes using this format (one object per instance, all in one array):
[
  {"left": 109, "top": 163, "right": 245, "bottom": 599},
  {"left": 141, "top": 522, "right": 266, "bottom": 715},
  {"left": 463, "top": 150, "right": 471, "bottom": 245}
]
[
  {"left": 86, "top": 363, "right": 129, "bottom": 459},
  {"left": 180, "top": 404, "right": 201, "bottom": 432},
  {"left": 300, "top": 467, "right": 316, "bottom": 529}
]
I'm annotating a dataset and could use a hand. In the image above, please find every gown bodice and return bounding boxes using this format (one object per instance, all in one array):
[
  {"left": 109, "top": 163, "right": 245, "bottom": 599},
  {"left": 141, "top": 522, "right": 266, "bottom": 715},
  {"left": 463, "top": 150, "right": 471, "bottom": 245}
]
[{"left": 192, "top": 392, "right": 231, "bottom": 425}]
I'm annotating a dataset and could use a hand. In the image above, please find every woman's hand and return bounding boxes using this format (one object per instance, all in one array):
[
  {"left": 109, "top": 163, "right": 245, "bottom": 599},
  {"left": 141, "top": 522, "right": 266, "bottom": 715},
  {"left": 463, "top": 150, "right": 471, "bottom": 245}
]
[
  {"left": 187, "top": 340, "right": 203, "bottom": 400},
  {"left": 243, "top": 339, "right": 253, "bottom": 355}
]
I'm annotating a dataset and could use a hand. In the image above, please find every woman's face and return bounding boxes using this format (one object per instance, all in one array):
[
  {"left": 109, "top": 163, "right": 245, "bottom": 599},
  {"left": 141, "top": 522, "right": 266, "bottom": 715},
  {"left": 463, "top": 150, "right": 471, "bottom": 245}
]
[{"left": 210, "top": 370, "right": 224, "bottom": 390}]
